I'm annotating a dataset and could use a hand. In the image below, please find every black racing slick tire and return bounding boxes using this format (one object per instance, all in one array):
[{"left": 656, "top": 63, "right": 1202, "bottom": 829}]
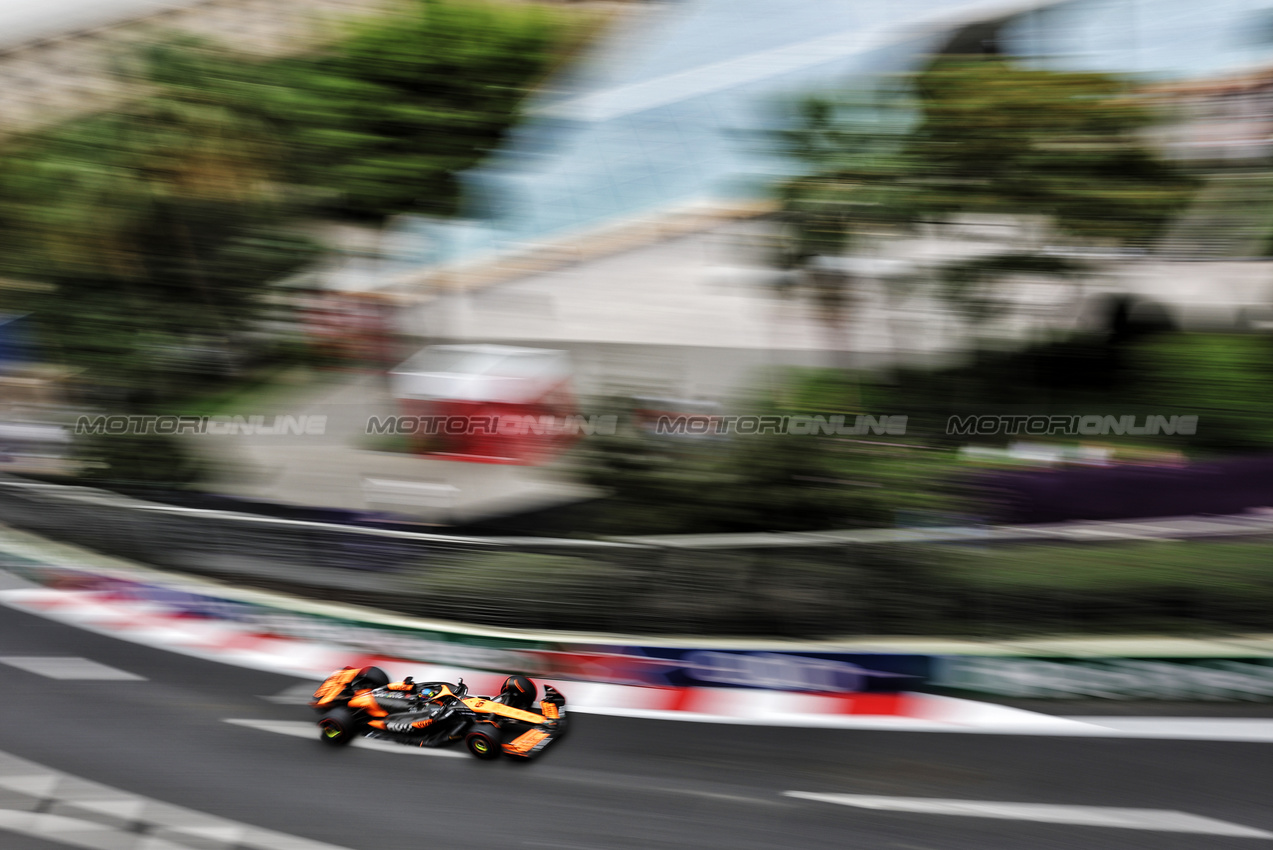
[
  {"left": 318, "top": 708, "right": 359, "bottom": 747},
  {"left": 353, "top": 666, "right": 390, "bottom": 690},
  {"left": 464, "top": 725, "right": 503, "bottom": 760}
]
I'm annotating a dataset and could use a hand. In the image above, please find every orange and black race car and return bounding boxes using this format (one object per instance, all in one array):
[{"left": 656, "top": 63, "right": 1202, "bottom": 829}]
[{"left": 310, "top": 666, "right": 568, "bottom": 760}]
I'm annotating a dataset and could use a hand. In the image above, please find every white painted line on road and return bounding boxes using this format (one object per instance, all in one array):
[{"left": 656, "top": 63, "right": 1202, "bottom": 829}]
[
  {"left": 0, "top": 773, "right": 60, "bottom": 798},
  {"left": 65, "top": 797, "right": 147, "bottom": 822},
  {"left": 165, "top": 822, "right": 248, "bottom": 845},
  {"left": 0, "top": 656, "right": 144, "bottom": 681},
  {"left": 0, "top": 810, "right": 153, "bottom": 849},
  {"left": 260, "top": 682, "right": 324, "bottom": 705},
  {"left": 0, "top": 745, "right": 359, "bottom": 850},
  {"left": 223, "top": 719, "right": 467, "bottom": 758},
  {"left": 784, "top": 793, "right": 1273, "bottom": 839},
  {"left": 1072, "top": 718, "right": 1273, "bottom": 743}
]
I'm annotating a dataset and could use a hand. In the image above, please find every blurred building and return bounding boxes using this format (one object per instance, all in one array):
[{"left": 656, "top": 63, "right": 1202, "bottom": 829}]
[
  {"left": 386, "top": 0, "right": 980, "bottom": 270},
  {"left": 383, "top": 0, "right": 1273, "bottom": 262},
  {"left": 13, "top": 0, "right": 1273, "bottom": 514},
  {"left": 11, "top": 0, "right": 1273, "bottom": 373},
  {"left": 0, "top": 0, "right": 391, "bottom": 134},
  {"left": 345, "top": 0, "right": 1273, "bottom": 389},
  {"left": 352, "top": 0, "right": 1056, "bottom": 396}
]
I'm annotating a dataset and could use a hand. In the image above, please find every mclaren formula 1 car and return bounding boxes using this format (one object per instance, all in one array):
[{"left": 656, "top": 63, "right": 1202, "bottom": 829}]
[{"left": 310, "top": 666, "right": 567, "bottom": 760}]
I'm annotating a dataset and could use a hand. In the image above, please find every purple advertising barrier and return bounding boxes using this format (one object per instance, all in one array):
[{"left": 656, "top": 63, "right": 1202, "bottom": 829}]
[
  {"left": 981, "top": 454, "right": 1273, "bottom": 524},
  {"left": 550, "top": 646, "right": 926, "bottom": 693}
]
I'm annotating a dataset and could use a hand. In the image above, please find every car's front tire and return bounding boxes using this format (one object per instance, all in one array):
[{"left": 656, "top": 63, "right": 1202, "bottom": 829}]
[{"left": 464, "top": 725, "right": 502, "bottom": 760}]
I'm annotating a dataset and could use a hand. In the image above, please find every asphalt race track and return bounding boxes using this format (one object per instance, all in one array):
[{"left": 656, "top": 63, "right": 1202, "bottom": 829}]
[{"left": 0, "top": 604, "right": 1271, "bottom": 850}]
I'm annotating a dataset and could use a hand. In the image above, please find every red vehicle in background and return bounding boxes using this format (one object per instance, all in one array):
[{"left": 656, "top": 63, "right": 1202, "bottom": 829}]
[{"left": 390, "top": 344, "right": 578, "bottom": 464}]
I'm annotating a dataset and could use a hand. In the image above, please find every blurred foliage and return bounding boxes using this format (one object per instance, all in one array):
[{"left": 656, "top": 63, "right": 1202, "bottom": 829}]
[
  {"left": 943, "top": 540, "right": 1273, "bottom": 635},
  {"left": 73, "top": 432, "right": 206, "bottom": 487},
  {"left": 956, "top": 540, "right": 1273, "bottom": 591},
  {"left": 573, "top": 387, "right": 959, "bottom": 536},
  {"left": 407, "top": 551, "right": 636, "bottom": 631},
  {"left": 859, "top": 332, "right": 1273, "bottom": 454},
  {"left": 906, "top": 60, "right": 1193, "bottom": 244},
  {"left": 456, "top": 538, "right": 1273, "bottom": 635},
  {"left": 1127, "top": 334, "right": 1273, "bottom": 452},
  {"left": 130, "top": 1, "right": 576, "bottom": 223},
  {"left": 241, "top": 0, "right": 571, "bottom": 221},
  {"left": 0, "top": 45, "right": 318, "bottom": 405},
  {"left": 381, "top": 538, "right": 1273, "bottom": 636},
  {"left": 775, "top": 57, "right": 1197, "bottom": 313},
  {"left": 571, "top": 329, "right": 1273, "bottom": 537},
  {"left": 0, "top": 0, "right": 578, "bottom": 398},
  {"left": 398, "top": 545, "right": 954, "bottom": 636},
  {"left": 0, "top": 0, "right": 579, "bottom": 484},
  {"left": 173, "top": 364, "right": 318, "bottom": 418}
]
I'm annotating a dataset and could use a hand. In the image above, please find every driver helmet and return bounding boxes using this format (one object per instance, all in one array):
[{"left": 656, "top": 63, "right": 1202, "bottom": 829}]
[{"left": 499, "top": 675, "right": 536, "bottom": 711}]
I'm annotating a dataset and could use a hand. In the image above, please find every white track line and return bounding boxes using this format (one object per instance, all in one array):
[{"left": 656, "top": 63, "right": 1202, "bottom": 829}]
[
  {"left": 0, "top": 747, "right": 356, "bottom": 850},
  {"left": 784, "top": 793, "right": 1273, "bottom": 839},
  {"left": 0, "top": 656, "right": 144, "bottom": 681},
  {"left": 224, "top": 719, "right": 467, "bottom": 758},
  {"left": 259, "top": 682, "right": 325, "bottom": 704},
  {"left": 1067, "top": 718, "right": 1273, "bottom": 743}
]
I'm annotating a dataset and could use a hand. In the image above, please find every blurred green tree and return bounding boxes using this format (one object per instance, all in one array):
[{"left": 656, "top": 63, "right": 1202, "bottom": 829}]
[
  {"left": 0, "top": 0, "right": 579, "bottom": 483},
  {"left": 575, "top": 384, "right": 954, "bottom": 535},
  {"left": 0, "top": 43, "right": 318, "bottom": 405},
  {"left": 251, "top": 0, "right": 568, "bottom": 221},
  {"left": 1129, "top": 334, "right": 1273, "bottom": 452},
  {"left": 776, "top": 58, "right": 1196, "bottom": 321}
]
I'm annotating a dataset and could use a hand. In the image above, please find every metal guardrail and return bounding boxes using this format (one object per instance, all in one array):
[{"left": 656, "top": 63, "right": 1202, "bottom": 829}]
[
  {"left": 5, "top": 476, "right": 1273, "bottom": 550},
  {"left": 2, "top": 476, "right": 1273, "bottom": 636}
]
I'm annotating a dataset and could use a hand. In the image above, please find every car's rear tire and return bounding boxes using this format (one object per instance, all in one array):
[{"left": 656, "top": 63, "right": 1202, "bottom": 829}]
[
  {"left": 464, "top": 725, "right": 502, "bottom": 760},
  {"left": 318, "top": 708, "right": 360, "bottom": 747},
  {"left": 353, "top": 666, "right": 390, "bottom": 690}
]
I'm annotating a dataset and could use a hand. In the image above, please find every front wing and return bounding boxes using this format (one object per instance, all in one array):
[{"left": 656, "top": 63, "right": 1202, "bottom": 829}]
[
  {"left": 459, "top": 695, "right": 566, "bottom": 758},
  {"left": 502, "top": 724, "right": 559, "bottom": 757}
]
